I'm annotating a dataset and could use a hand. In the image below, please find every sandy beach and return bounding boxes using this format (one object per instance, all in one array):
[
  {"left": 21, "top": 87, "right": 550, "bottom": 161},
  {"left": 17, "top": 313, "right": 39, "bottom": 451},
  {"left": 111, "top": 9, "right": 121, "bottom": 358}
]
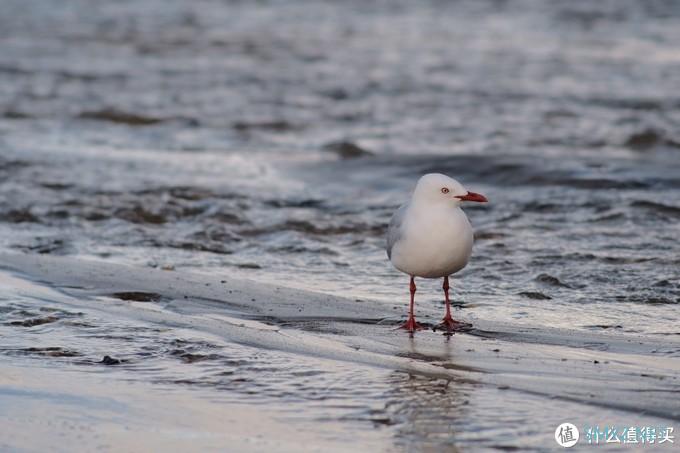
[{"left": 1, "top": 253, "right": 678, "bottom": 451}]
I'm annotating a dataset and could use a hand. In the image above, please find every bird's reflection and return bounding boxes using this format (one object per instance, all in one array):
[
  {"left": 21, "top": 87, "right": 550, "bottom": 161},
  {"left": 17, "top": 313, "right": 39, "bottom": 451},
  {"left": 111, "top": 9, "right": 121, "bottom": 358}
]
[{"left": 383, "top": 340, "right": 471, "bottom": 451}]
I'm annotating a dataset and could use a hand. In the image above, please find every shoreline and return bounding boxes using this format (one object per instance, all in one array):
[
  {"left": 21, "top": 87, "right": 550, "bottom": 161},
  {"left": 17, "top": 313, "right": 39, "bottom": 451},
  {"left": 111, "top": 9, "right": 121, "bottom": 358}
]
[{"left": 1, "top": 252, "right": 679, "bottom": 450}]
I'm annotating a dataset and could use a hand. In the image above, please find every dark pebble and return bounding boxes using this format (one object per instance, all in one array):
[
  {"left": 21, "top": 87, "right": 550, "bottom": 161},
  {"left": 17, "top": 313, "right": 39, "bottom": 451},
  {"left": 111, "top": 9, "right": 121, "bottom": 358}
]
[{"left": 101, "top": 355, "right": 121, "bottom": 365}]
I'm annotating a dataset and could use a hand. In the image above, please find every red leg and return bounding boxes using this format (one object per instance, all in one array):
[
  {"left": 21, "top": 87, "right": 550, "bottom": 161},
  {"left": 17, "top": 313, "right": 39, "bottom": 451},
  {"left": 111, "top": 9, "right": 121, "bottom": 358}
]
[
  {"left": 442, "top": 276, "right": 453, "bottom": 324},
  {"left": 439, "top": 276, "right": 471, "bottom": 331},
  {"left": 400, "top": 276, "right": 423, "bottom": 332}
]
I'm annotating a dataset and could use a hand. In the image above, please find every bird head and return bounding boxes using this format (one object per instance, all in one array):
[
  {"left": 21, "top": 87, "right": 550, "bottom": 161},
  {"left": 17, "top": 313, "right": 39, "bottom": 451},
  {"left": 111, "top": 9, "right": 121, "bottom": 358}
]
[{"left": 412, "top": 173, "right": 488, "bottom": 206}]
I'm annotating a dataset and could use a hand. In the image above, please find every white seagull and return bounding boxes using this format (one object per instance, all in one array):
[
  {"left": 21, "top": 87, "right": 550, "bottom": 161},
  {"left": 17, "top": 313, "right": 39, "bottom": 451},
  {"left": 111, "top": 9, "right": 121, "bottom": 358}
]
[{"left": 386, "top": 173, "right": 488, "bottom": 333}]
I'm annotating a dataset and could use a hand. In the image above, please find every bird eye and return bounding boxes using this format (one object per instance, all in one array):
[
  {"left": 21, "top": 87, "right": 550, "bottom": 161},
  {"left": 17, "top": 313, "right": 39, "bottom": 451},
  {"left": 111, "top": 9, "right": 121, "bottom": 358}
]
[{"left": 441, "top": 187, "right": 450, "bottom": 194}]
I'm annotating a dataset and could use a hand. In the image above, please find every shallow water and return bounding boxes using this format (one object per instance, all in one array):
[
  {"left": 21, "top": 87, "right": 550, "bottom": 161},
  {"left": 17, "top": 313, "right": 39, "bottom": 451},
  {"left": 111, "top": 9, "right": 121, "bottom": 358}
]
[
  {"left": 1, "top": 260, "right": 678, "bottom": 452},
  {"left": 1, "top": 0, "right": 680, "bottom": 450}
]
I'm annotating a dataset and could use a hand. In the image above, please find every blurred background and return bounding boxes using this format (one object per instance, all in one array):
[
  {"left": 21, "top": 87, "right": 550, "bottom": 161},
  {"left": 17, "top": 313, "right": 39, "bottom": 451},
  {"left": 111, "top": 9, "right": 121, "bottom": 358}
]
[{"left": 1, "top": 0, "right": 679, "bottom": 332}]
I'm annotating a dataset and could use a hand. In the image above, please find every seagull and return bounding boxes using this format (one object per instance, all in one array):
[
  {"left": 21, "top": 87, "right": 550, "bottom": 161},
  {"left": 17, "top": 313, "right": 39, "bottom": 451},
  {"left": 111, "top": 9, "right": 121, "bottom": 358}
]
[{"left": 386, "top": 173, "right": 488, "bottom": 333}]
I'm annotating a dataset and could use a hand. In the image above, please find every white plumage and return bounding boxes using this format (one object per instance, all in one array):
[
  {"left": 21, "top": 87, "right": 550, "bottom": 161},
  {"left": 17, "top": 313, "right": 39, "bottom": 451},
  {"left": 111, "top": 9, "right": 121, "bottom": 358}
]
[{"left": 386, "top": 173, "right": 487, "bottom": 333}]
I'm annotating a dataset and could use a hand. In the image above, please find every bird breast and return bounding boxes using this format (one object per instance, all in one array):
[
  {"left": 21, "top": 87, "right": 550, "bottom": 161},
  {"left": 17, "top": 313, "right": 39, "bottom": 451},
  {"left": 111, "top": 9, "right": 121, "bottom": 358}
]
[{"left": 390, "top": 206, "right": 474, "bottom": 278}]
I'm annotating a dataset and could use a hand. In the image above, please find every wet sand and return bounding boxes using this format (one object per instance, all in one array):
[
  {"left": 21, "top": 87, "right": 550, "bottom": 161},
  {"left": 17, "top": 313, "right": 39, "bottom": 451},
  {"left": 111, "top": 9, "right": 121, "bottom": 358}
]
[
  {"left": 1, "top": 363, "right": 362, "bottom": 453},
  {"left": 1, "top": 253, "right": 678, "bottom": 451}
]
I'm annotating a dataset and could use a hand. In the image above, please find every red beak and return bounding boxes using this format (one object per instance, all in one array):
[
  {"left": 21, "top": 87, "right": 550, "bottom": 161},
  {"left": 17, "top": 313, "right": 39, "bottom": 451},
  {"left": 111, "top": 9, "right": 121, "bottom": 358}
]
[{"left": 456, "top": 191, "right": 488, "bottom": 202}]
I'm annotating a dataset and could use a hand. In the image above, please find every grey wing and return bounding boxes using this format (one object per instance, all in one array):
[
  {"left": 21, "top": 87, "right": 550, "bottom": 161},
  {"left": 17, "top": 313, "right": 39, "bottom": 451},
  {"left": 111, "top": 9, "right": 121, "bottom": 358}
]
[{"left": 386, "top": 204, "right": 408, "bottom": 259}]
